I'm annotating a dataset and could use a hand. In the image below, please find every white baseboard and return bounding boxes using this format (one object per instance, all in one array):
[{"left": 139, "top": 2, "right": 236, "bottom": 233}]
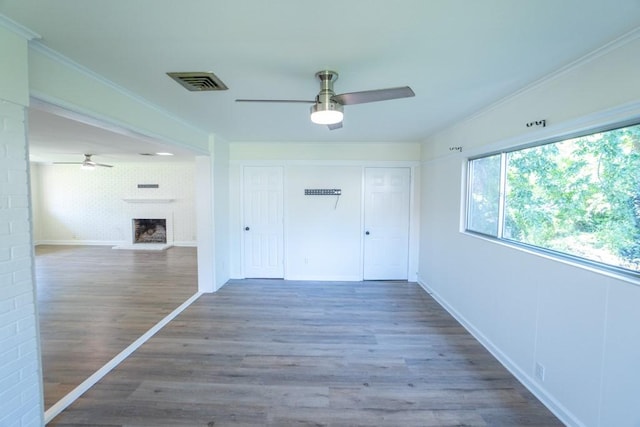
[
  {"left": 415, "top": 275, "right": 582, "bottom": 427},
  {"left": 283, "top": 274, "right": 363, "bottom": 282},
  {"left": 35, "top": 239, "right": 121, "bottom": 246},
  {"left": 173, "top": 240, "right": 197, "bottom": 247},
  {"left": 35, "top": 240, "right": 197, "bottom": 247}
]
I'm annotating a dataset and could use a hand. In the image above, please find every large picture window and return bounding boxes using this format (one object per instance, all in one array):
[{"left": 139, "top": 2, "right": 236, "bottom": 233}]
[{"left": 466, "top": 121, "right": 640, "bottom": 275}]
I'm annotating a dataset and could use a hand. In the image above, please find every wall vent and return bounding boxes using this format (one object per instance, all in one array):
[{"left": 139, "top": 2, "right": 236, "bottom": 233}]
[{"left": 167, "top": 72, "right": 228, "bottom": 91}]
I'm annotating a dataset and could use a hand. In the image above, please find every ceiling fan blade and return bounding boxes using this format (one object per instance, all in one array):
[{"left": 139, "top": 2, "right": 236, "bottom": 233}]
[
  {"left": 235, "top": 99, "right": 315, "bottom": 104},
  {"left": 53, "top": 162, "right": 82, "bottom": 165},
  {"left": 327, "top": 122, "right": 343, "bottom": 131},
  {"left": 332, "top": 86, "right": 415, "bottom": 105},
  {"left": 95, "top": 163, "right": 113, "bottom": 168}
]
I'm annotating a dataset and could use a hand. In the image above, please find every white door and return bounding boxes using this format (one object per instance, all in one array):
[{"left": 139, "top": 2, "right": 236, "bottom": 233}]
[
  {"left": 243, "top": 166, "right": 284, "bottom": 278},
  {"left": 363, "top": 167, "right": 411, "bottom": 280}
]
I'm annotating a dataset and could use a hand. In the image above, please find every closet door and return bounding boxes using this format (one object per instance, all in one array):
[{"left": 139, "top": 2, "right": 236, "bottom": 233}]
[
  {"left": 243, "top": 166, "right": 284, "bottom": 278},
  {"left": 363, "top": 167, "right": 410, "bottom": 280}
]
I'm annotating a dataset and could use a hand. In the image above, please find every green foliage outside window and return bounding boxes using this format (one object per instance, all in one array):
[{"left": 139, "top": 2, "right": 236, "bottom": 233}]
[{"left": 467, "top": 122, "right": 640, "bottom": 274}]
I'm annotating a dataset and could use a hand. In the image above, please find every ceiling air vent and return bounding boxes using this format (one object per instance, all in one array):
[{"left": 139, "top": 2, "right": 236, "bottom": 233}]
[{"left": 167, "top": 72, "right": 228, "bottom": 91}]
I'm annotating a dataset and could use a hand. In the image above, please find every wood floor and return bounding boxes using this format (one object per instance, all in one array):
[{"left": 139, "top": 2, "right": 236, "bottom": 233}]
[
  {"left": 48, "top": 278, "right": 562, "bottom": 426},
  {"left": 36, "top": 245, "right": 198, "bottom": 409}
]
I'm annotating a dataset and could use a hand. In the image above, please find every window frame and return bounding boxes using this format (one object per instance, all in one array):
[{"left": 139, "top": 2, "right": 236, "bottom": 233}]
[{"left": 464, "top": 117, "right": 640, "bottom": 280}]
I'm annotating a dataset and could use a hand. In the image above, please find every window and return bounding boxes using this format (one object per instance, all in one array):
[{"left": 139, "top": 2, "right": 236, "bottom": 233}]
[
  {"left": 467, "top": 154, "right": 502, "bottom": 237},
  {"left": 466, "top": 121, "right": 640, "bottom": 275}
]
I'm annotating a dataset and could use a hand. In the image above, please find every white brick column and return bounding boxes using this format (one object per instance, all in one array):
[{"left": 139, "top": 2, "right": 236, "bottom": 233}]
[{"left": 0, "top": 100, "right": 43, "bottom": 426}]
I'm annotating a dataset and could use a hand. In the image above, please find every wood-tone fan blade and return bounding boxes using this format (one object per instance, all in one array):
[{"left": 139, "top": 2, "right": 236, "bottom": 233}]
[
  {"left": 235, "top": 99, "right": 315, "bottom": 104},
  {"left": 332, "top": 86, "right": 415, "bottom": 105},
  {"left": 327, "top": 122, "right": 343, "bottom": 130}
]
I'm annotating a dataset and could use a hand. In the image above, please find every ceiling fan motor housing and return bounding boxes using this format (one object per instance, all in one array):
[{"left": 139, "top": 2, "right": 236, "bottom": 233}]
[{"left": 310, "top": 70, "right": 344, "bottom": 124}]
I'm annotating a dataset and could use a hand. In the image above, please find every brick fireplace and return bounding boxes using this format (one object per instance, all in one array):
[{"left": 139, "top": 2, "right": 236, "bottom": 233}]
[{"left": 113, "top": 199, "right": 175, "bottom": 250}]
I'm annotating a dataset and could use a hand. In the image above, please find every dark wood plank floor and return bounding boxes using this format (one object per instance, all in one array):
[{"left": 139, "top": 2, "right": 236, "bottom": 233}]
[
  {"left": 49, "top": 279, "right": 562, "bottom": 426},
  {"left": 36, "top": 245, "right": 198, "bottom": 409}
]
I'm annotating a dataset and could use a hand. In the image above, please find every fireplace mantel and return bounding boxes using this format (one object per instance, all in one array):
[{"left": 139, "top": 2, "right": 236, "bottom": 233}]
[{"left": 122, "top": 198, "right": 175, "bottom": 203}]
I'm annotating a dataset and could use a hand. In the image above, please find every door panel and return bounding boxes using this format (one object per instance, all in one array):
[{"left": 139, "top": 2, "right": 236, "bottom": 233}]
[
  {"left": 363, "top": 167, "right": 410, "bottom": 280},
  {"left": 243, "top": 166, "right": 284, "bottom": 278}
]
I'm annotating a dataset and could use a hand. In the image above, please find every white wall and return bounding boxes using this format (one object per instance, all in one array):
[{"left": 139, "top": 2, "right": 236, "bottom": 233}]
[
  {"left": 0, "top": 24, "right": 44, "bottom": 427},
  {"left": 31, "top": 162, "right": 197, "bottom": 246},
  {"left": 195, "top": 134, "right": 230, "bottom": 293},
  {"left": 213, "top": 136, "right": 230, "bottom": 287},
  {"left": 286, "top": 165, "right": 363, "bottom": 281},
  {"left": 229, "top": 142, "right": 421, "bottom": 281},
  {"left": 418, "top": 30, "right": 640, "bottom": 427},
  {"left": 29, "top": 163, "right": 43, "bottom": 242}
]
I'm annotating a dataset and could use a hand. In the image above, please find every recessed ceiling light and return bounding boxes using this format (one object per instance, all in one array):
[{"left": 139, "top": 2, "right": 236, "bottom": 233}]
[{"left": 155, "top": 152, "right": 174, "bottom": 156}]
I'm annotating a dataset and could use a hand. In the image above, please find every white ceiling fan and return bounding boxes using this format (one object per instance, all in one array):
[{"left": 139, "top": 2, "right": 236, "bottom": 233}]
[
  {"left": 236, "top": 70, "right": 415, "bottom": 130},
  {"left": 53, "top": 154, "right": 113, "bottom": 170}
]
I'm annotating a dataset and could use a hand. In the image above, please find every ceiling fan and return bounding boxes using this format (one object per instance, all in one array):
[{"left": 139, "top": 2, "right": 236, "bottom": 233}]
[
  {"left": 53, "top": 154, "right": 113, "bottom": 170},
  {"left": 236, "top": 70, "right": 415, "bottom": 130}
]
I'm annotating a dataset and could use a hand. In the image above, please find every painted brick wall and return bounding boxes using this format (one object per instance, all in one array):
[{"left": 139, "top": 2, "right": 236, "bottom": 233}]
[
  {"left": 32, "top": 162, "right": 196, "bottom": 245},
  {"left": 0, "top": 100, "right": 43, "bottom": 426}
]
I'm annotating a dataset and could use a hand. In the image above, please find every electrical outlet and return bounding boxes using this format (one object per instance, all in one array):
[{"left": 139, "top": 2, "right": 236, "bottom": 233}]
[{"left": 535, "top": 362, "right": 545, "bottom": 381}]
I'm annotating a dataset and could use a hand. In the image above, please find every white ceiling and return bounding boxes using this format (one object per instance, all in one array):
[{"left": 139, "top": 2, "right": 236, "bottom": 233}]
[{"left": 2, "top": 1, "right": 640, "bottom": 163}]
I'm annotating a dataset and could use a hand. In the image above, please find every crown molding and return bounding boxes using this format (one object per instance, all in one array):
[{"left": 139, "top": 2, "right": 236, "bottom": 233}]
[
  {"left": 230, "top": 159, "right": 420, "bottom": 167},
  {"left": 422, "top": 99, "right": 640, "bottom": 164},
  {"left": 478, "top": 26, "right": 640, "bottom": 118},
  {"left": 0, "top": 14, "right": 41, "bottom": 40},
  {"left": 426, "top": 26, "right": 640, "bottom": 142},
  {"left": 28, "top": 41, "right": 208, "bottom": 137}
]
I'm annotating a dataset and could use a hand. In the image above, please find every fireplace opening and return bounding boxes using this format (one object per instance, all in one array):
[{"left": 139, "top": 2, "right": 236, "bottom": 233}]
[{"left": 132, "top": 218, "right": 167, "bottom": 244}]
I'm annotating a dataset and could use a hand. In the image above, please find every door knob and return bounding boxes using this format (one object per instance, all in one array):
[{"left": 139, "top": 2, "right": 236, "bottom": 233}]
[
  {"left": 365, "top": 231, "right": 370, "bottom": 235},
  {"left": 245, "top": 226, "right": 250, "bottom": 231}
]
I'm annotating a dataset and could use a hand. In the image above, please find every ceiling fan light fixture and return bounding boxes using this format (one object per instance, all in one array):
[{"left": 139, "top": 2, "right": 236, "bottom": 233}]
[
  {"left": 54, "top": 154, "right": 113, "bottom": 168},
  {"left": 310, "top": 102, "right": 343, "bottom": 125}
]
